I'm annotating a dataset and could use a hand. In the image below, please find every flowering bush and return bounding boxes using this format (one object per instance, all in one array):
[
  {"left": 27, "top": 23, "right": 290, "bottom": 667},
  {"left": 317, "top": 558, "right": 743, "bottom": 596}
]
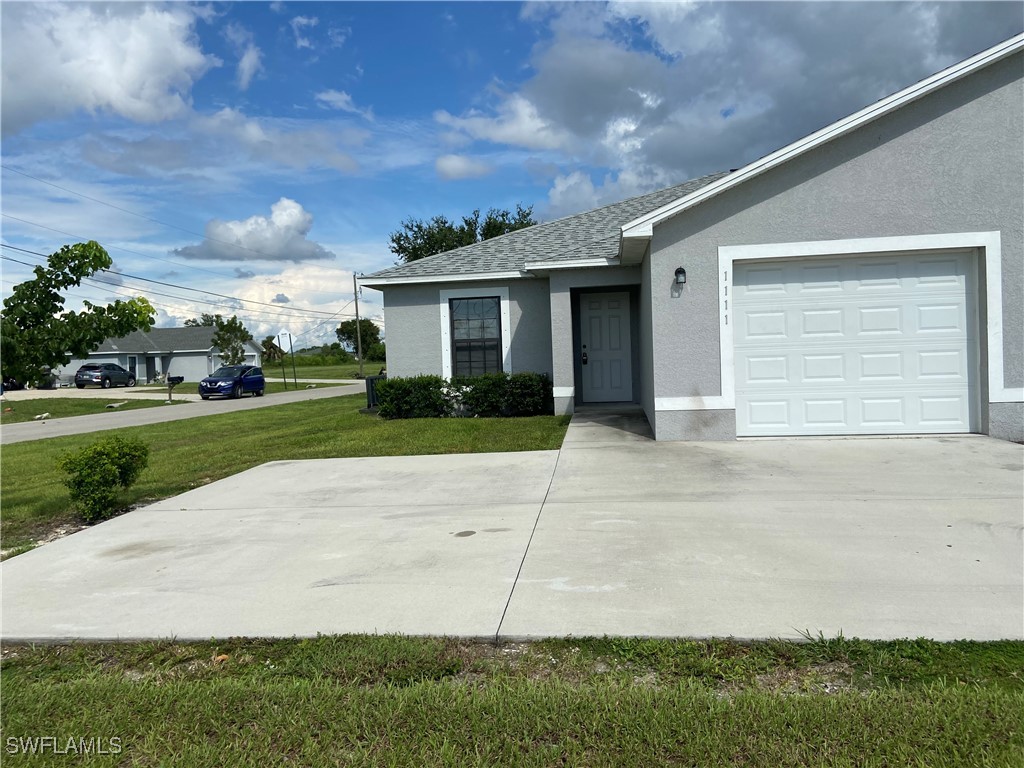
[{"left": 376, "top": 372, "right": 553, "bottom": 420}]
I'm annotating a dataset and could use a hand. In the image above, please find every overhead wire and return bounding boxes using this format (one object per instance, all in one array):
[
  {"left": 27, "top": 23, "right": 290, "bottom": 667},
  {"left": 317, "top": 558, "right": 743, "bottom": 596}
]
[
  {"left": 0, "top": 212, "right": 351, "bottom": 298},
  {"left": 0, "top": 243, "right": 350, "bottom": 317}
]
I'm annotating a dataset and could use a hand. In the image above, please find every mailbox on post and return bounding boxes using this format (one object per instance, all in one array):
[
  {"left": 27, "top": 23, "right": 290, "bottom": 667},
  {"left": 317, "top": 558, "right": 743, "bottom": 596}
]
[{"left": 166, "top": 376, "right": 185, "bottom": 403}]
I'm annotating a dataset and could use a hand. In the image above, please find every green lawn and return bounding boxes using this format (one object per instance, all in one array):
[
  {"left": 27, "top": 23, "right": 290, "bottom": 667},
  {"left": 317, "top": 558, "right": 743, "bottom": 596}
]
[
  {"left": 0, "top": 394, "right": 569, "bottom": 551},
  {"left": 0, "top": 397, "right": 183, "bottom": 425},
  {"left": 263, "top": 363, "right": 375, "bottom": 380},
  {"left": 2, "top": 635, "right": 1021, "bottom": 766}
]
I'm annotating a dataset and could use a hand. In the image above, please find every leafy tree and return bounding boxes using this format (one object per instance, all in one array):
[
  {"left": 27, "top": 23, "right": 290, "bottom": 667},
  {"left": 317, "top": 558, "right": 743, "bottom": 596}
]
[
  {"left": 211, "top": 315, "right": 253, "bottom": 365},
  {"left": 335, "top": 319, "right": 381, "bottom": 353},
  {"left": 365, "top": 341, "right": 386, "bottom": 363},
  {"left": 184, "top": 313, "right": 222, "bottom": 327},
  {"left": 262, "top": 336, "right": 284, "bottom": 363},
  {"left": 389, "top": 204, "right": 535, "bottom": 263},
  {"left": 185, "top": 313, "right": 253, "bottom": 365},
  {"left": 1, "top": 241, "right": 154, "bottom": 385}
]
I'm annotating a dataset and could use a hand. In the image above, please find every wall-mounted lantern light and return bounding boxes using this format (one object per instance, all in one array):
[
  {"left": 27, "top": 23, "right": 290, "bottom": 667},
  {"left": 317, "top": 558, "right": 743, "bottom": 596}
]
[{"left": 674, "top": 267, "right": 687, "bottom": 285}]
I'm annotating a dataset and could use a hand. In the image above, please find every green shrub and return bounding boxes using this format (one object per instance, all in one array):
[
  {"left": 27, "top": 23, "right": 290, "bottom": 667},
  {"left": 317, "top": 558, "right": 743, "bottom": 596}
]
[
  {"left": 57, "top": 435, "right": 150, "bottom": 523},
  {"left": 364, "top": 341, "right": 387, "bottom": 363},
  {"left": 455, "top": 373, "right": 506, "bottom": 416},
  {"left": 376, "top": 375, "right": 448, "bottom": 419},
  {"left": 377, "top": 372, "right": 553, "bottom": 419},
  {"left": 504, "top": 372, "right": 552, "bottom": 416}
]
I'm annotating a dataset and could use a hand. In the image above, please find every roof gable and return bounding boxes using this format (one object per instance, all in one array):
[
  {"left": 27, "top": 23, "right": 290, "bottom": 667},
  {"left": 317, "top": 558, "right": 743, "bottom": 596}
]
[{"left": 618, "top": 33, "right": 1024, "bottom": 262}]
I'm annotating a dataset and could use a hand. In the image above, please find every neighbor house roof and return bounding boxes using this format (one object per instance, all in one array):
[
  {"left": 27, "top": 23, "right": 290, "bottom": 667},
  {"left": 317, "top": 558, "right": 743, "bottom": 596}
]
[
  {"left": 93, "top": 327, "right": 229, "bottom": 354},
  {"left": 360, "top": 172, "right": 729, "bottom": 286}
]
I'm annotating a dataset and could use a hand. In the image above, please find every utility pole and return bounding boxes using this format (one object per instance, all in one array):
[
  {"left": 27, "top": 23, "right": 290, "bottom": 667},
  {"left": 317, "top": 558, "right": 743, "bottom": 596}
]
[{"left": 353, "top": 273, "right": 364, "bottom": 378}]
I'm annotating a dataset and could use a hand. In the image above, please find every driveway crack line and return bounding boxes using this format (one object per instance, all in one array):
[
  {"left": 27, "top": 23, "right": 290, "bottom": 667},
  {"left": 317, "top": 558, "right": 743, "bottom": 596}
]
[{"left": 494, "top": 448, "right": 562, "bottom": 642}]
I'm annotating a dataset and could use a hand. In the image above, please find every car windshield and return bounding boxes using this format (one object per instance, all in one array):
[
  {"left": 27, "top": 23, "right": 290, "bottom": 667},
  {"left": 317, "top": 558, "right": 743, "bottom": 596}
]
[
  {"left": 211, "top": 366, "right": 248, "bottom": 377},
  {"left": 79, "top": 365, "right": 101, "bottom": 371}
]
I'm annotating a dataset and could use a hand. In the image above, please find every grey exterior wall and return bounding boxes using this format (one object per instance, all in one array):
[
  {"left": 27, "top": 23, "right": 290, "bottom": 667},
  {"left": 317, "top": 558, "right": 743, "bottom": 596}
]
[
  {"left": 648, "top": 51, "right": 1023, "bottom": 441},
  {"left": 380, "top": 279, "right": 553, "bottom": 379}
]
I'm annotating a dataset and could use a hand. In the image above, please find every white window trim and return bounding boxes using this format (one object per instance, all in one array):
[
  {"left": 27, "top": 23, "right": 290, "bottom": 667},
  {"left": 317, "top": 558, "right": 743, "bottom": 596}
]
[
  {"left": 439, "top": 286, "right": 512, "bottom": 379},
  {"left": 655, "top": 231, "right": 1019, "bottom": 412}
]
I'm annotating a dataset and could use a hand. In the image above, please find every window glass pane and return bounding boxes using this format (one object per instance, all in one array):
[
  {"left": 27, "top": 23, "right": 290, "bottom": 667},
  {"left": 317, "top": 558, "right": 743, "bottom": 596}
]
[{"left": 449, "top": 297, "right": 502, "bottom": 377}]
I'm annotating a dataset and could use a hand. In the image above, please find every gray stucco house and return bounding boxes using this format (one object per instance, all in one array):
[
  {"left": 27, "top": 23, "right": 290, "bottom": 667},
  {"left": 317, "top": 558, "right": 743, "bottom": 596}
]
[
  {"left": 361, "top": 35, "right": 1023, "bottom": 442},
  {"left": 54, "top": 327, "right": 262, "bottom": 385}
]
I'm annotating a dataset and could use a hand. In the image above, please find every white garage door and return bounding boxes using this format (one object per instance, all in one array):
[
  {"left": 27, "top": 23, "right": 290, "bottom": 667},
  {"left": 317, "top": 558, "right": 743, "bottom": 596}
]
[{"left": 734, "top": 251, "right": 978, "bottom": 437}]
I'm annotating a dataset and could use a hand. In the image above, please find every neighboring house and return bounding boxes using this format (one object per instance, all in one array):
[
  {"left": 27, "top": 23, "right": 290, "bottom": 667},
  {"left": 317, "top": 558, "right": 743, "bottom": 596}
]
[
  {"left": 54, "top": 327, "right": 262, "bottom": 385},
  {"left": 361, "top": 35, "right": 1023, "bottom": 443}
]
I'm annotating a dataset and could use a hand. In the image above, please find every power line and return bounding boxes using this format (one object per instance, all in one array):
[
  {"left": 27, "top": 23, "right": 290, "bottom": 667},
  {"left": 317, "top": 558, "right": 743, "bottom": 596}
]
[
  {"left": 0, "top": 243, "right": 346, "bottom": 316},
  {"left": 0, "top": 212, "right": 351, "bottom": 297}
]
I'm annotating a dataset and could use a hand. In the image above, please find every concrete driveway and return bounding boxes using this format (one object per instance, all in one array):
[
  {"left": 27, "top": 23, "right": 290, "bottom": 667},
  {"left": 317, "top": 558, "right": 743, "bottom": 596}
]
[{"left": 2, "top": 411, "right": 1021, "bottom": 641}]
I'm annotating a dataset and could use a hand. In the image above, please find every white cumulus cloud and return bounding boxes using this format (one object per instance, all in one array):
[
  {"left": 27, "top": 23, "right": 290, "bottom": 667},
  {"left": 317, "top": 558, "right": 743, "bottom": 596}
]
[
  {"left": 435, "top": 154, "right": 493, "bottom": 180},
  {"left": 173, "top": 198, "right": 336, "bottom": 263},
  {"left": 1, "top": 2, "right": 218, "bottom": 136}
]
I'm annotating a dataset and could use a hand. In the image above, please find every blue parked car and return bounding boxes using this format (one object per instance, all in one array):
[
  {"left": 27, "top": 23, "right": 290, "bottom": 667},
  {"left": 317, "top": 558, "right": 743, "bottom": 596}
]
[{"left": 199, "top": 365, "right": 265, "bottom": 400}]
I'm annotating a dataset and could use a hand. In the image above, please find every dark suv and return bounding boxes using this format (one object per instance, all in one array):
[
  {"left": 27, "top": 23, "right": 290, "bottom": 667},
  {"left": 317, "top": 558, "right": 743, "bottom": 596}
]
[
  {"left": 199, "top": 365, "right": 265, "bottom": 399},
  {"left": 75, "top": 363, "right": 136, "bottom": 389}
]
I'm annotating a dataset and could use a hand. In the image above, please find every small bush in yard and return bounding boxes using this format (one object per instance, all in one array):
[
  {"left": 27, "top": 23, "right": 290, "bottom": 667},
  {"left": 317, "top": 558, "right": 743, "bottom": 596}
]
[{"left": 57, "top": 435, "right": 149, "bottom": 523}]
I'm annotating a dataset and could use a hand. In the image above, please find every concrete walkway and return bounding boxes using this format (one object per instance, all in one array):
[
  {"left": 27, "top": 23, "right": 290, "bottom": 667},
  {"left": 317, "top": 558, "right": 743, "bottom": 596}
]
[
  {"left": 1, "top": 384, "right": 364, "bottom": 444},
  {"left": 2, "top": 408, "right": 1021, "bottom": 642}
]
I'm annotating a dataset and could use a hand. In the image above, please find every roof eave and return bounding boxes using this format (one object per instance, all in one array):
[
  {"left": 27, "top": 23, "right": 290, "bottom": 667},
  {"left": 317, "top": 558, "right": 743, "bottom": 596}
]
[
  {"left": 360, "top": 270, "right": 531, "bottom": 288},
  {"left": 620, "top": 32, "right": 1024, "bottom": 240}
]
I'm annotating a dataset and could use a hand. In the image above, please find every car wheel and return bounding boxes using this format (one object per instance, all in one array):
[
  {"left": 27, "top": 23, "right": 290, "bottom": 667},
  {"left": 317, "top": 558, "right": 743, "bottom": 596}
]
[
  {"left": 101, "top": 378, "right": 112, "bottom": 389},
  {"left": 201, "top": 395, "right": 210, "bottom": 400},
  {"left": 127, "top": 377, "right": 136, "bottom": 388},
  {"left": 75, "top": 383, "right": 86, "bottom": 389},
  {"left": 254, "top": 388, "right": 264, "bottom": 397},
  {"left": 232, "top": 384, "right": 242, "bottom": 399}
]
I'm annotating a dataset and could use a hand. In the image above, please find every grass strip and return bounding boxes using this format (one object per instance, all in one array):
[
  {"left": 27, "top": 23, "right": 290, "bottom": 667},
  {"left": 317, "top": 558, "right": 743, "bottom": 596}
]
[
  {"left": 3, "top": 636, "right": 1022, "bottom": 767},
  {"left": 0, "top": 397, "right": 184, "bottom": 425}
]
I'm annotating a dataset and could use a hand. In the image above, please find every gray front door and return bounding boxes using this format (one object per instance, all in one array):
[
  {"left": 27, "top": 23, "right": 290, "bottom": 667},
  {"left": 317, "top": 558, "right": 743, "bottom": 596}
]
[{"left": 580, "top": 292, "right": 632, "bottom": 402}]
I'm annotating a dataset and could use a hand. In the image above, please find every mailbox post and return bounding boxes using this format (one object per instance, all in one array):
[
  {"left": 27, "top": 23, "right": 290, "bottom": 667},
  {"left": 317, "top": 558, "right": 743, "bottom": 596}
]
[{"left": 166, "top": 376, "right": 185, "bottom": 404}]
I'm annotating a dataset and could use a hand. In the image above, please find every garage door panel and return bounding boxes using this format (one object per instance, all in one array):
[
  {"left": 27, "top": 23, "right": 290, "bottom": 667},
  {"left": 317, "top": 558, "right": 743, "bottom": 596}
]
[{"left": 734, "top": 251, "right": 977, "bottom": 437}]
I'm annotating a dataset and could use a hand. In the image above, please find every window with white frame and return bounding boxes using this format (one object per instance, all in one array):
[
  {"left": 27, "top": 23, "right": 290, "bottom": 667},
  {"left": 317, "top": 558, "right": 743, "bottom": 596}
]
[
  {"left": 439, "top": 286, "right": 512, "bottom": 379},
  {"left": 449, "top": 296, "right": 502, "bottom": 376}
]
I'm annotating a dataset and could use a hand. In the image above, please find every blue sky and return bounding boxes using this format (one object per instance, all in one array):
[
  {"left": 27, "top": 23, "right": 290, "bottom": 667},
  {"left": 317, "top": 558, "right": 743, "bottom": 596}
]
[{"left": 2, "top": 1, "right": 1021, "bottom": 347}]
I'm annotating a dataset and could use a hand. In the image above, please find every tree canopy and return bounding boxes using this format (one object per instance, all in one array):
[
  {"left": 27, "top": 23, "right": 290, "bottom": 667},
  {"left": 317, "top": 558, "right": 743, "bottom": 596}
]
[
  {"left": 335, "top": 319, "right": 381, "bottom": 352},
  {"left": 388, "top": 204, "right": 536, "bottom": 264},
  {"left": 1, "top": 242, "right": 154, "bottom": 385},
  {"left": 185, "top": 313, "right": 253, "bottom": 366}
]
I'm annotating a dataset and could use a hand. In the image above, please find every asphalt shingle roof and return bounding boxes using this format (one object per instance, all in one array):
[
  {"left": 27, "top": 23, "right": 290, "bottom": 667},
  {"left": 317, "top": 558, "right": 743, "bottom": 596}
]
[
  {"left": 94, "top": 326, "right": 218, "bottom": 354},
  {"left": 365, "top": 172, "right": 729, "bottom": 280}
]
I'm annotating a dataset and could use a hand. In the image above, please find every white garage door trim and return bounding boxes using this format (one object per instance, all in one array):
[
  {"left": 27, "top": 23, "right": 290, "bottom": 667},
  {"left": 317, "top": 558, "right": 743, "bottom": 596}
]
[
  {"left": 732, "top": 251, "right": 979, "bottom": 436},
  {"left": 656, "top": 231, "right": 1017, "bottom": 414}
]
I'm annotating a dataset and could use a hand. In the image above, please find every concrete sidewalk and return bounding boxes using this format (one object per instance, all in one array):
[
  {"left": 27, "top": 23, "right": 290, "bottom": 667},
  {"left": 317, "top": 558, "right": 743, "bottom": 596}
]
[
  {"left": 1, "top": 384, "right": 363, "bottom": 444},
  {"left": 1, "top": 408, "right": 1021, "bottom": 642}
]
